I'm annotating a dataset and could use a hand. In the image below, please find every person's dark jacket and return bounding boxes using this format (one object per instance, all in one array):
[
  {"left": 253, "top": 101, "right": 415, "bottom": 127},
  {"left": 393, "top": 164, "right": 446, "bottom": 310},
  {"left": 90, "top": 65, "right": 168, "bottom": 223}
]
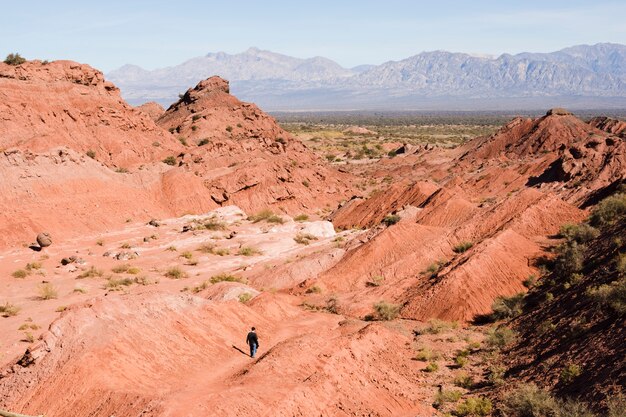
[{"left": 246, "top": 331, "right": 259, "bottom": 347}]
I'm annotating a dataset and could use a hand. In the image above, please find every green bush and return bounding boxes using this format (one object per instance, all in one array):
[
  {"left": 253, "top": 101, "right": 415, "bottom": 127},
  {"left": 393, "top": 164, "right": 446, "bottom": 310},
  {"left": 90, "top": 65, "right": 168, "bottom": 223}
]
[
  {"left": 248, "top": 209, "right": 284, "bottom": 224},
  {"left": 164, "top": 267, "right": 187, "bottom": 279},
  {"left": 424, "top": 361, "right": 439, "bottom": 372},
  {"left": 210, "top": 274, "right": 244, "bottom": 284},
  {"left": 373, "top": 300, "right": 400, "bottom": 320},
  {"left": 382, "top": 214, "right": 401, "bottom": 226},
  {"left": 558, "top": 223, "right": 599, "bottom": 243},
  {"left": 453, "top": 241, "right": 473, "bottom": 253},
  {"left": 491, "top": 293, "right": 525, "bottom": 320},
  {"left": 589, "top": 193, "right": 626, "bottom": 227},
  {"left": 486, "top": 325, "right": 516, "bottom": 349},
  {"left": 553, "top": 240, "right": 584, "bottom": 281},
  {"left": 0, "top": 302, "right": 20, "bottom": 317},
  {"left": 294, "top": 233, "right": 318, "bottom": 245},
  {"left": 560, "top": 363, "right": 582, "bottom": 384},
  {"left": 238, "top": 293, "right": 252, "bottom": 303},
  {"left": 197, "top": 138, "right": 210, "bottom": 146},
  {"left": 162, "top": 156, "right": 177, "bottom": 166},
  {"left": 455, "top": 397, "right": 492, "bottom": 416},
  {"left": 434, "top": 389, "right": 462, "bottom": 407},
  {"left": 500, "top": 383, "right": 595, "bottom": 417},
  {"left": 294, "top": 214, "right": 309, "bottom": 222},
  {"left": 454, "top": 371, "right": 474, "bottom": 389},
  {"left": 4, "top": 53, "right": 26, "bottom": 65},
  {"left": 587, "top": 276, "right": 626, "bottom": 314},
  {"left": 237, "top": 246, "right": 262, "bottom": 256}
]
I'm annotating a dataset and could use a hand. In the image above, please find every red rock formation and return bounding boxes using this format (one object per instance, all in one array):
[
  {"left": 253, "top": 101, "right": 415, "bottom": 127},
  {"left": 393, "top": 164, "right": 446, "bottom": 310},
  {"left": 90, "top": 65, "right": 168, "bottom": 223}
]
[{"left": 136, "top": 101, "right": 165, "bottom": 120}]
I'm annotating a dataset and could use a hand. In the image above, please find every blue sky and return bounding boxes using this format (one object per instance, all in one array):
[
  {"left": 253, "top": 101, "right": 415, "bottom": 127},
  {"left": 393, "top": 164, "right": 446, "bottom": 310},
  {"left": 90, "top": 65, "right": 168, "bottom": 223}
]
[{"left": 2, "top": 0, "right": 624, "bottom": 72}]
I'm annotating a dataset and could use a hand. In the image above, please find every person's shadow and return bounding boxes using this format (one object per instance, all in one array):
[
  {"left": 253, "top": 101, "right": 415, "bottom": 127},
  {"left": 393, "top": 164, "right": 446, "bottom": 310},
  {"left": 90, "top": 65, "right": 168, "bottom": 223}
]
[{"left": 232, "top": 345, "right": 250, "bottom": 357}]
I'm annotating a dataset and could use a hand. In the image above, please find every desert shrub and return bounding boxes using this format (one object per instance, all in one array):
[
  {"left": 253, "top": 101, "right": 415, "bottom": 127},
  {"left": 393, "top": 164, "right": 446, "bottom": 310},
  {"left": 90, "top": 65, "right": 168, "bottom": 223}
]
[
  {"left": 166, "top": 246, "right": 177, "bottom": 252},
  {"left": 152, "top": 141, "right": 160, "bottom": 147},
  {"left": 487, "top": 365, "right": 506, "bottom": 386},
  {"left": 553, "top": 240, "right": 584, "bottom": 281},
  {"left": 294, "top": 233, "right": 318, "bottom": 245},
  {"left": 367, "top": 275, "right": 385, "bottom": 287},
  {"left": 4, "top": 53, "right": 26, "bottom": 65},
  {"left": 486, "top": 325, "right": 516, "bottom": 349},
  {"left": 491, "top": 293, "right": 525, "bottom": 320},
  {"left": 197, "top": 138, "right": 210, "bottom": 146},
  {"left": 105, "top": 277, "right": 134, "bottom": 290},
  {"left": 454, "top": 371, "right": 474, "bottom": 389},
  {"left": 325, "top": 296, "right": 339, "bottom": 314},
  {"left": 0, "top": 302, "right": 20, "bottom": 317},
  {"left": 192, "top": 114, "right": 202, "bottom": 121},
  {"left": 115, "top": 167, "right": 129, "bottom": 173},
  {"left": 425, "top": 261, "right": 445, "bottom": 278},
  {"left": 618, "top": 253, "right": 626, "bottom": 275},
  {"left": 180, "top": 251, "right": 194, "bottom": 260},
  {"left": 455, "top": 397, "right": 492, "bottom": 416},
  {"left": 421, "top": 319, "right": 459, "bottom": 334},
  {"left": 86, "top": 150, "right": 96, "bottom": 159},
  {"left": 559, "top": 363, "right": 582, "bottom": 384},
  {"left": 22, "top": 332, "right": 35, "bottom": 343},
  {"left": 454, "top": 351, "right": 470, "bottom": 368},
  {"left": 120, "top": 242, "right": 132, "bottom": 249},
  {"left": 134, "top": 276, "right": 157, "bottom": 286},
  {"left": 162, "top": 156, "right": 177, "bottom": 165},
  {"left": 415, "top": 347, "right": 436, "bottom": 361},
  {"left": 302, "top": 180, "right": 310, "bottom": 187},
  {"left": 111, "top": 264, "right": 131, "bottom": 273},
  {"left": 77, "top": 266, "right": 103, "bottom": 279},
  {"left": 238, "top": 293, "right": 252, "bottom": 303},
  {"left": 209, "top": 274, "right": 243, "bottom": 284},
  {"left": 178, "top": 137, "right": 188, "bottom": 146},
  {"left": 38, "top": 283, "right": 58, "bottom": 300},
  {"left": 498, "top": 383, "right": 595, "bottom": 417},
  {"left": 12, "top": 269, "right": 28, "bottom": 279},
  {"left": 607, "top": 393, "right": 626, "bottom": 417},
  {"left": 294, "top": 214, "right": 309, "bottom": 222},
  {"left": 237, "top": 246, "right": 262, "bottom": 256},
  {"left": 382, "top": 214, "right": 401, "bottom": 226},
  {"left": 248, "top": 209, "right": 284, "bottom": 224},
  {"left": 373, "top": 300, "right": 400, "bottom": 320},
  {"left": 434, "top": 389, "right": 462, "bottom": 407},
  {"left": 558, "top": 223, "right": 599, "bottom": 244},
  {"left": 202, "top": 219, "right": 227, "bottom": 231},
  {"left": 225, "top": 125, "right": 233, "bottom": 132},
  {"left": 191, "top": 281, "right": 210, "bottom": 293},
  {"left": 305, "top": 285, "right": 322, "bottom": 294},
  {"left": 55, "top": 306, "right": 66, "bottom": 312},
  {"left": 589, "top": 193, "right": 626, "bottom": 227},
  {"left": 73, "top": 287, "right": 87, "bottom": 294},
  {"left": 164, "top": 267, "right": 187, "bottom": 279},
  {"left": 213, "top": 248, "right": 230, "bottom": 256},
  {"left": 523, "top": 275, "right": 537, "bottom": 289},
  {"left": 196, "top": 243, "right": 216, "bottom": 254},
  {"left": 424, "top": 362, "right": 439, "bottom": 372},
  {"left": 453, "top": 241, "right": 473, "bottom": 253},
  {"left": 588, "top": 276, "right": 626, "bottom": 314},
  {"left": 127, "top": 266, "right": 141, "bottom": 275}
]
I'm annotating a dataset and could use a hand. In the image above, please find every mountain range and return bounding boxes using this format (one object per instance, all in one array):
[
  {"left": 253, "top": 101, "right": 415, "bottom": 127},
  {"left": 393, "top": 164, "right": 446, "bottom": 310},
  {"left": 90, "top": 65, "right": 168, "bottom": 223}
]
[{"left": 107, "top": 43, "right": 626, "bottom": 111}]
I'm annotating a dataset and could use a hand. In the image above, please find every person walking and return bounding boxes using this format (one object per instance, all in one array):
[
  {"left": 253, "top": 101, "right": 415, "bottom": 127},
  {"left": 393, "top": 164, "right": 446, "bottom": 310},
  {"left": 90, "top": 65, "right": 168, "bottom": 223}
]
[{"left": 246, "top": 327, "right": 259, "bottom": 358}]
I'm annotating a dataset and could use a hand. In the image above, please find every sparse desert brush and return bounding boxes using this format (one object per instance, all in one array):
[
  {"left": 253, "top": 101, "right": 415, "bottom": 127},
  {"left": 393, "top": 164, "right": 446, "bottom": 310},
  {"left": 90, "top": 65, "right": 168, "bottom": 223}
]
[
  {"left": 162, "top": 156, "right": 177, "bottom": 165},
  {"left": 560, "top": 363, "right": 582, "bottom": 384},
  {"left": 191, "top": 280, "right": 210, "bottom": 293},
  {"left": 238, "top": 246, "right": 262, "bottom": 256},
  {"left": 197, "top": 138, "right": 210, "bottom": 146},
  {"left": 453, "top": 241, "right": 473, "bottom": 253},
  {"left": 22, "top": 331, "right": 35, "bottom": 343},
  {"left": 424, "top": 260, "right": 445, "bottom": 278},
  {"left": 0, "top": 302, "right": 20, "bottom": 317},
  {"left": 294, "top": 214, "right": 309, "bottom": 222},
  {"left": 115, "top": 167, "right": 129, "bottom": 173},
  {"left": 111, "top": 264, "right": 130, "bottom": 273},
  {"left": 37, "top": 283, "right": 58, "bottom": 300},
  {"left": 424, "top": 361, "right": 439, "bottom": 372},
  {"left": 104, "top": 277, "right": 134, "bottom": 290},
  {"left": 455, "top": 397, "right": 492, "bottom": 416},
  {"left": 415, "top": 347, "right": 437, "bottom": 361},
  {"left": 96, "top": 239, "right": 104, "bottom": 246},
  {"left": 589, "top": 192, "right": 626, "bottom": 227},
  {"left": 213, "top": 248, "right": 230, "bottom": 256},
  {"left": 487, "top": 365, "right": 506, "bottom": 386},
  {"left": 433, "top": 389, "right": 462, "bottom": 407},
  {"left": 294, "top": 233, "right": 318, "bottom": 245},
  {"left": 77, "top": 266, "right": 103, "bottom": 279},
  {"left": 166, "top": 246, "right": 177, "bottom": 252},
  {"left": 588, "top": 276, "right": 626, "bottom": 314},
  {"left": 454, "top": 371, "right": 474, "bottom": 389},
  {"left": 559, "top": 223, "right": 599, "bottom": 243},
  {"left": 55, "top": 306, "right": 68, "bottom": 312},
  {"left": 196, "top": 243, "right": 216, "bottom": 254},
  {"left": 248, "top": 209, "right": 284, "bottom": 224},
  {"left": 491, "top": 292, "right": 525, "bottom": 320},
  {"left": 73, "top": 287, "right": 87, "bottom": 294},
  {"left": 238, "top": 292, "right": 253, "bottom": 303},
  {"left": 305, "top": 285, "right": 322, "bottom": 294},
  {"left": 178, "top": 137, "right": 188, "bottom": 146},
  {"left": 421, "top": 319, "right": 459, "bottom": 334},
  {"left": 12, "top": 269, "right": 29, "bottom": 279},
  {"left": 18, "top": 322, "right": 40, "bottom": 331},
  {"left": 180, "top": 251, "right": 194, "bottom": 260},
  {"left": 26, "top": 262, "right": 43, "bottom": 271},
  {"left": 382, "top": 214, "right": 401, "bottom": 226},
  {"left": 325, "top": 296, "right": 339, "bottom": 314},
  {"left": 164, "top": 267, "right": 187, "bottom": 279},
  {"left": 366, "top": 275, "right": 385, "bottom": 287},
  {"left": 486, "top": 325, "right": 516, "bottom": 349},
  {"left": 373, "top": 300, "right": 400, "bottom": 321},
  {"left": 454, "top": 354, "right": 469, "bottom": 368},
  {"left": 4, "top": 52, "right": 26, "bottom": 65},
  {"left": 209, "top": 274, "right": 244, "bottom": 284},
  {"left": 135, "top": 276, "right": 158, "bottom": 286},
  {"left": 201, "top": 219, "right": 227, "bottom": 231}
]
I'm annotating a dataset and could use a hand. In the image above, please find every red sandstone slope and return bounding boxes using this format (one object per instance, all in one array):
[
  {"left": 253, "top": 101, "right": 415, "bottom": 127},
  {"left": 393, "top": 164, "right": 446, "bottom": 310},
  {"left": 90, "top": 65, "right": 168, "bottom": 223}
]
[
  {"left": 155, "top": 77, "right": 353, "bottom": 213},
  {"left": 588, "top": 115, "right": 626, "bottom": 137},
  {"left": 0, "top": 60, "right": 180, "bottom": 167}
]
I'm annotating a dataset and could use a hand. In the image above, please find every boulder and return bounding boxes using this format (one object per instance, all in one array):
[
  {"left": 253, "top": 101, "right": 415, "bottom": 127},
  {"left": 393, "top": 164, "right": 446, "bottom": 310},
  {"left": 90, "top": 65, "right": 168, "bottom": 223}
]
[{"left": 36, "top": 232, "right": 52, "bottom": 248}]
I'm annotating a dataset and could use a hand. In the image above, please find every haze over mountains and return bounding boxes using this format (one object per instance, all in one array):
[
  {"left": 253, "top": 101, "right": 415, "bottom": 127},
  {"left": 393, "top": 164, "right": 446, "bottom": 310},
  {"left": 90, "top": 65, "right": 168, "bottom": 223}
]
[{"left": 108, "top": 43, "right": 626, "bottom": 111}]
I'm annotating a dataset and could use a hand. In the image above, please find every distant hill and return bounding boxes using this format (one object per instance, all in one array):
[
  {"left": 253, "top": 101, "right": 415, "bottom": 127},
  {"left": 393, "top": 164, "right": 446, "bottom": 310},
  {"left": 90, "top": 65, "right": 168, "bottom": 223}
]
[{"left": 107, "top": 43, "right": 626, "bottom": 111}]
